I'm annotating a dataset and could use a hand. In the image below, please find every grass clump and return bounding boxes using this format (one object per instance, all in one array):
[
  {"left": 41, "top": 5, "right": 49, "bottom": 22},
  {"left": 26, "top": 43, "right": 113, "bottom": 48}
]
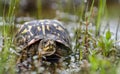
[{"left": 0, "top": 0, "right": 19, "bottom": 73}]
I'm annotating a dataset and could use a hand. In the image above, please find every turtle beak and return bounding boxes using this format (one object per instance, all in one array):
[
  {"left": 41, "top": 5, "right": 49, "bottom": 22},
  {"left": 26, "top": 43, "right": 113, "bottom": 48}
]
[
  {"left": 43, "top": 45, "right": 53, "bottom": 51},
  {"left": 40, "top": 46, "right": 56, "bottom": 56}
]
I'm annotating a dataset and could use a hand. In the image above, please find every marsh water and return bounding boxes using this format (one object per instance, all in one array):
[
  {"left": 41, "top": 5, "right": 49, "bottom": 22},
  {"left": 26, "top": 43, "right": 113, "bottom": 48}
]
[{"left": 0, "top": 0, "right": 120, "bottom": 74}]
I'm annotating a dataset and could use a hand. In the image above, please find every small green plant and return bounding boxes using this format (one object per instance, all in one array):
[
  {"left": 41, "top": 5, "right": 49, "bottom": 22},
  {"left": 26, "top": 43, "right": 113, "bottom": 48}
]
[
  {"left": 89, "top": 54, "right": 116, "bottom": 74},
  {"left": 0, "top": 0, "right": 19, "bottom": 73},
  {"left": 0, "top": 24, "right": 17, "bottom": 73},
  {"left": 98, "top": 30, "right": 114, "bottom": 56}
]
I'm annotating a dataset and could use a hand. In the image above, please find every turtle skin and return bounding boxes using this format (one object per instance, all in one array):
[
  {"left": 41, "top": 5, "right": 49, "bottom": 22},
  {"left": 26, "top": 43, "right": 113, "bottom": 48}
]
[{"left": 14, "top": 19, "right": 72, "bottom": 71}]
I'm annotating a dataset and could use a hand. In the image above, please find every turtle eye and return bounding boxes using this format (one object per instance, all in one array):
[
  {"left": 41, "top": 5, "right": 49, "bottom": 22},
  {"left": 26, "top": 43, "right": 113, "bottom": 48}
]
[
  {"left": 42, "top": 41, "right": 47, "bottom": 47},
  {"left": 44, "top": 41, "right": 47, "bottom": 44}
]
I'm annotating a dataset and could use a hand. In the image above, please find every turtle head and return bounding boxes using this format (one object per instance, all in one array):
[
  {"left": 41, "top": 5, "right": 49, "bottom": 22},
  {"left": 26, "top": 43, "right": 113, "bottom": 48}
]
[{"left": 38, "top": 39, "right": 56, "bottom": 56}]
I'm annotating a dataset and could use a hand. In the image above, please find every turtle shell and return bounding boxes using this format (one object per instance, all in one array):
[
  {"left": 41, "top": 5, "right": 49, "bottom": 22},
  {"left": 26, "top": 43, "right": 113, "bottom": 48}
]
[{"left": 14, "top": 20, "right": 71, "bottom": 53}]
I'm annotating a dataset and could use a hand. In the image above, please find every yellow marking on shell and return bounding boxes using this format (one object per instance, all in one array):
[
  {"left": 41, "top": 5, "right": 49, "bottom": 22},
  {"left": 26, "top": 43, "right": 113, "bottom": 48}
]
[
  {"left": 53, "top": 23, "right": 57, "bottom": 27},
  {"left": 21, "top": 29, "right": 28, "bottom": 34},
  {"left": 27, "top": 35, "right": 30, "bottom": 39},
  {"left": 46, "top": 25, "right": 50, "bottom": 30},
  {"left": 56, "top": 26, "right": 64, "bottom": 31},
  {"left": 30, "top": 31, "right": 33, "bottom": 36},
  {"left": 27, "top": 26, "right": 33, "bottom": 36},
  {"left": 19, "top": 25, "right": 24, "bottom": 32},
  {"left": 28, "top": 25, "right": 32, "bottom": 29},
  {"left": 57, "top": 33, "right": 60, "bottom": 36},
  {"left": 28, "top": 26, "right": 32, "bottom": 31},
  {"left": 37, "top": 27, "right": 41, "bottom": 31},
  {"left": 42, "top": 25, "right": 45, "bottom": 35},
  {"left": 24, "top": 22, "right": 29, "bottom": 25}
]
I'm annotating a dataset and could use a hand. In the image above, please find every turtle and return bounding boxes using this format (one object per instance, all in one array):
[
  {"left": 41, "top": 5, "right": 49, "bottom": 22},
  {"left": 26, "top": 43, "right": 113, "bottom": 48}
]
[{"left": 14, "top": 19, "right": 72, "bottom": 71}]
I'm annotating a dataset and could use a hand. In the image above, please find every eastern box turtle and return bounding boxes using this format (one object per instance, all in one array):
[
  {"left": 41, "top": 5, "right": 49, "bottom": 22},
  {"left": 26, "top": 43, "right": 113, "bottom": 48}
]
[{"left": 14, "top": 20, "right": 72, "bottom": 71}]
